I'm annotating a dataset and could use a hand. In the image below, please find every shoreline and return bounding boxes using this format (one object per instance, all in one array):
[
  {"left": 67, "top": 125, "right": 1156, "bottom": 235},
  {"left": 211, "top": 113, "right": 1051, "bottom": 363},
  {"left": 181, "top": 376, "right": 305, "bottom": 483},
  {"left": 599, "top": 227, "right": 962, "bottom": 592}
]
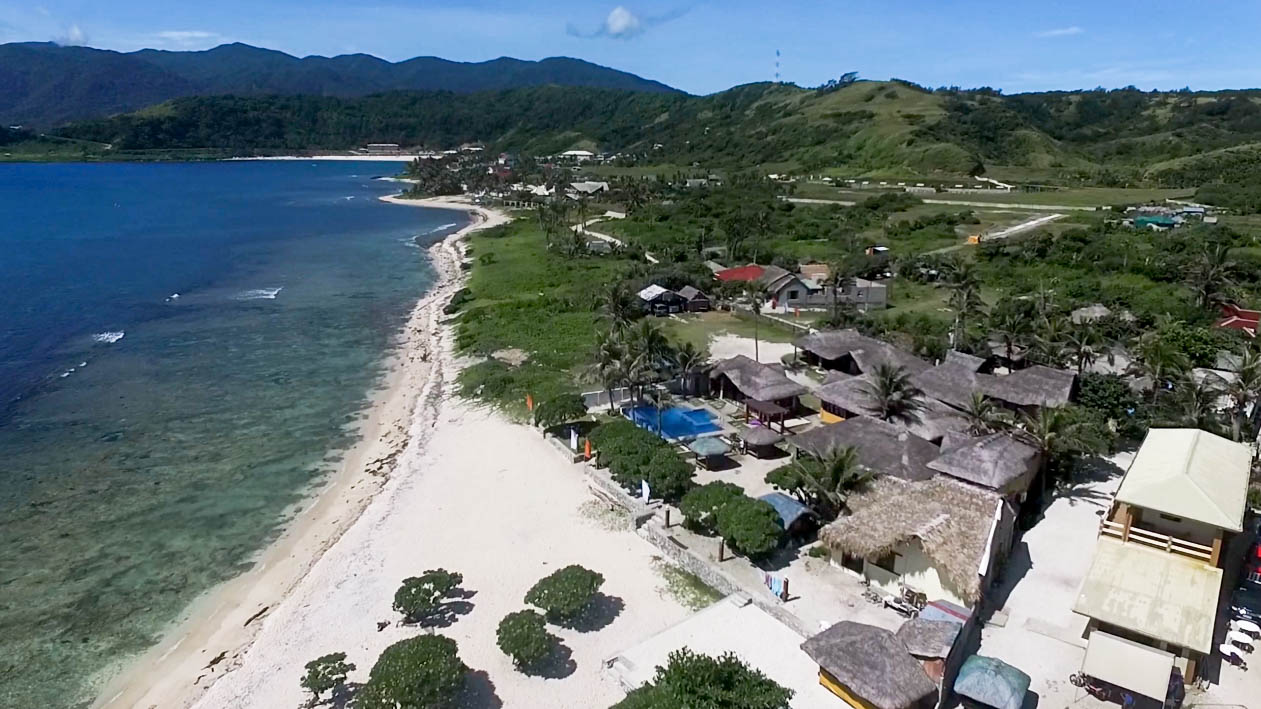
[{"left": 93, "top": 195, "right": 507, "bottom": 709}]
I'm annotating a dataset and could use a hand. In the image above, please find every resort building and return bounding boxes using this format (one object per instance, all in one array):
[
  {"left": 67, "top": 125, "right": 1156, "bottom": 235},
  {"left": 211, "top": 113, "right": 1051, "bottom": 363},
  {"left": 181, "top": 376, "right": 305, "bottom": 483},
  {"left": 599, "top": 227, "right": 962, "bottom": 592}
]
[
  {"left": 676, "top": 285, "right": 711, "bottom": 312},
  {"left": 791, "top": 417, "right": 938, "bottom": 482},
  {"left": 636, "top": 284, "right": 686, "bottom": 316},
  {"left": 708, "top": 355, "right": 807, "bottom": 410},
  {"left": 1072, "top": 428, "right": 1252, "bottom": 697},
  {"left": 801, "top": 621, "right": 939, "bottom": 709},
  {"left": 820, "top": 476, "right": 1015, "bottom": 611},
  {"left": 912, "top": 351, "right": 1076, "bottom": 415},
  {"left": 794, "top": 330, "right": 930, "bottom": 377}
]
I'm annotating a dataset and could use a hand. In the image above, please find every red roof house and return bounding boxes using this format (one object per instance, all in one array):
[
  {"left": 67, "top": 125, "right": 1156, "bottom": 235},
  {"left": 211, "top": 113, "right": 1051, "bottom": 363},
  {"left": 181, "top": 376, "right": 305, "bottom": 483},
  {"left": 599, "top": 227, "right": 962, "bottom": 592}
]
[
  {"left": 715, "top": 264, "right": 766, "bottom": 282},
  {"left": 1217, "top": 304, "right": 1261, "bottom": 337}
]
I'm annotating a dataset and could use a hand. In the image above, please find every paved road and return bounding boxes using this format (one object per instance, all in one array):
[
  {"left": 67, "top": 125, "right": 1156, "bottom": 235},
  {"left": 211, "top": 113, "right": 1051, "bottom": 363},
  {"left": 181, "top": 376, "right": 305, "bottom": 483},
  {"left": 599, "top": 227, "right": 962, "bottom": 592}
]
[
  {"left": 785, "top": 196, "right": 1098, "bottom": 212},
  {"left": 573, "top": 219, "right": 659, "bottom": 263},
  {"left": 983, "top": 213, "right": 1066, "bottom": 241}
]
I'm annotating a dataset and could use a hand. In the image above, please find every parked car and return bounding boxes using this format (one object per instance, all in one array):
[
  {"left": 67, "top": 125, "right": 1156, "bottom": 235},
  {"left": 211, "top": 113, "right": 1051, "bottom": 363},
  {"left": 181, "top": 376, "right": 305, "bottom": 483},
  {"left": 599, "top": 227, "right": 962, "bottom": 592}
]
[{"left": 1232, "top": 585, "right": 1261, "bottom": 624}]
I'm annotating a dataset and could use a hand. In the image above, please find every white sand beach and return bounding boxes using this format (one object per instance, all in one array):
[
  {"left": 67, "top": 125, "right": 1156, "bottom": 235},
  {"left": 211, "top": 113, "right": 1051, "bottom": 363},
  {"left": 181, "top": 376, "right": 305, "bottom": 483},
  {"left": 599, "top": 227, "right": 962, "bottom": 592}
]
[{"left": 95, "top": 195, "right": 689, "bottom": 708}]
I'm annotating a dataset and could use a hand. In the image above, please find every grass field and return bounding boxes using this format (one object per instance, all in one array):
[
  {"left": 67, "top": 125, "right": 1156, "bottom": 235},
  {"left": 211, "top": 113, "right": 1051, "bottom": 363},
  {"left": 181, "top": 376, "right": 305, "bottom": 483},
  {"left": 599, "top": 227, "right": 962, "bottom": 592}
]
[
  {"left": 455, "top": 218, "right": 640, "bottom": 415},
  {"left": 662, "top": 310, "right": 801, "bottom": 352}
]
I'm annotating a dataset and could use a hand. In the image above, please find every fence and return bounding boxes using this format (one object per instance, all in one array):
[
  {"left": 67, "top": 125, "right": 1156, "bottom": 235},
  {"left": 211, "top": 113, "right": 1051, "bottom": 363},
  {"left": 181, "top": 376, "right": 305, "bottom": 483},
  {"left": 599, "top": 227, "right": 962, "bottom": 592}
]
[{"left": 581, "top": 387, "right": 635, "bottom": 411}]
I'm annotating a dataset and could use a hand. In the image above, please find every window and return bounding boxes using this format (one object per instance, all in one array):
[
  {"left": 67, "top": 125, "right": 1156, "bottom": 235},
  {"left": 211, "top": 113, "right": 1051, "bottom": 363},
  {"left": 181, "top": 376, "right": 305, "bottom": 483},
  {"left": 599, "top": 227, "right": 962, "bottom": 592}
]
[
  {"left": 1159, "top": 513, "right": 1183, "bottom": 523},
  {"left": 840, "top": 554, "right": 864, "bottom": 574},
  {"left": 871, "top": 553, "right": 900, "bottom": 574},
  {"left": 787, "top": 290, "right": 800, "bottom": 300}
]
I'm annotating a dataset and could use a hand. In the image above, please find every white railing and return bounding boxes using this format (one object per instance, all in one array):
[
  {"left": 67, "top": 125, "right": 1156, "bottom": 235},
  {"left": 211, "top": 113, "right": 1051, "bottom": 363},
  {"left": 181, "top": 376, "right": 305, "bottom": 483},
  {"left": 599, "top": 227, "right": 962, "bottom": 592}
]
[{"left": 1099, "top": 520, "right": 1215, "bottom": 562}]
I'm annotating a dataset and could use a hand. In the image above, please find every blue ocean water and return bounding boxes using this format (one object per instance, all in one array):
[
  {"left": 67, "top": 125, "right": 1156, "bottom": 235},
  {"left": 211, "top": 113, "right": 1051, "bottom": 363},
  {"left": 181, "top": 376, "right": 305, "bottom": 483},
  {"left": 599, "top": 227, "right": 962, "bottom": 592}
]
[{"left": 0, "top": 161, "right": 468, "bottom": 708}]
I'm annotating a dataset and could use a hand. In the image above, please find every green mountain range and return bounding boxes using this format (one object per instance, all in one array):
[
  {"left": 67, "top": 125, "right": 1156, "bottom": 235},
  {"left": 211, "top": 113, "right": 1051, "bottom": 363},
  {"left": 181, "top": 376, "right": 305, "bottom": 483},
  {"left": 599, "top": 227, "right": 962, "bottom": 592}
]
[
  {"left": 55, "top": 79, "right": 1261, "bottom": 187},
  {"left": 0, "top": 42, "right": 679, "bottom": 127}
]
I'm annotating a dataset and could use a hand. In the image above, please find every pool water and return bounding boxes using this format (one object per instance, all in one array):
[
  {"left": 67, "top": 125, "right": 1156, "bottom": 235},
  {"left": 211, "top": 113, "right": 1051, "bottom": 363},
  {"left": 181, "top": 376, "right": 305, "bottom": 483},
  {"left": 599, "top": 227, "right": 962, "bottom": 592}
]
[{"left": 627, "top": 405, "right": 721, "bottom": 440}]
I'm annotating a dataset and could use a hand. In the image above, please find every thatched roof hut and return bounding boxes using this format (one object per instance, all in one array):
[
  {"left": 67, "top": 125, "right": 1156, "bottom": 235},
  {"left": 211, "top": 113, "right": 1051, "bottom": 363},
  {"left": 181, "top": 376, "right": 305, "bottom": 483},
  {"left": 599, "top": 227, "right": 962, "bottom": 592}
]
[
  {"left": 815, "top": 373, "right": 877, "bottom": 415},
  {"left": 979, "top": 365, "right": 1076, "bottom": 408},
  {"left": 795, "top": 330, "right": 930, "bottom": 375},
  {"left": 912, "top": 357, "right": 983, "bottom": 409},
  {"left": 896, "top": 618, "right": 961, "bottom": 660},
  {"left": 819, "top": 476, "right": 1003, "bottom": 604},
  {"left": 791, "top": 417, "right": 939, "bottom": 482},
  {"left": 801, "top": 621, "right": 938, "bottom": 709},
  {"left": 741, "top": 426, "right": 784, "bottom": 447},
  {"left": 709, "top": 355, "right": 807, "bottom": 402},
  {"left": 928, "top": 432, "right": 1041, "bottom": 495}
]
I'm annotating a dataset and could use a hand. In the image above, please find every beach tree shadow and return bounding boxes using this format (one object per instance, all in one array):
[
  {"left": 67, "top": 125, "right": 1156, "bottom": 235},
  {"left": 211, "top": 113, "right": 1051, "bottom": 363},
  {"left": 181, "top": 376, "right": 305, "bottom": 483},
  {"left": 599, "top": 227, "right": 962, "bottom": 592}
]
[
  {"left": 415, "top": 599, "right": 474, "bottom": 629},
  {"left": 556, "top": 593, "right": 624, "bottom": 633},
  {"left": 323, "top": 681, "right": 362, "bottom": 709},
  {"left": 454, "top": 670, "right": 504, "bottom": 709},
  {"left": 522, "top": 641, "right": 577, "bottom": 680}
]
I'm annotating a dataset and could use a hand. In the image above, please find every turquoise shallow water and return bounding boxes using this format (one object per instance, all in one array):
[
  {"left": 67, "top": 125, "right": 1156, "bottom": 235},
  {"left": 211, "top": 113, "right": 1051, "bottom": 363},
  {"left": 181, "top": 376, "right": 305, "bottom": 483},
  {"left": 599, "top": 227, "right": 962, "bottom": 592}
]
[{"left": 0, "top": 161, "right": 467, "bottom": 708}]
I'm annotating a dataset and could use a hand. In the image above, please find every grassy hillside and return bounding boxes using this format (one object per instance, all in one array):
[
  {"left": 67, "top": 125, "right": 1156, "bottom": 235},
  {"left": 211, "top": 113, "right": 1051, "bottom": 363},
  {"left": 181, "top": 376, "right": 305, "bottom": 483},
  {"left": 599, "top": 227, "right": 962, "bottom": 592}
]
[{"left": 45, "top": 80, "right": 1261, "bottom": 189}]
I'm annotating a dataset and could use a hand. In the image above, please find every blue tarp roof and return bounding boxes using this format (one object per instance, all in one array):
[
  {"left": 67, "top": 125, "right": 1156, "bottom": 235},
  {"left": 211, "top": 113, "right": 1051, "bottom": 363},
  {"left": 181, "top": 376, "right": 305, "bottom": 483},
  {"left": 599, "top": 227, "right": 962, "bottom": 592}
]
[
  {"left": 954, "top": 655, "right": 1031, "bottom": 709},
  {"left": 758, "top": 492, "right": 812, "bottom": 529}
]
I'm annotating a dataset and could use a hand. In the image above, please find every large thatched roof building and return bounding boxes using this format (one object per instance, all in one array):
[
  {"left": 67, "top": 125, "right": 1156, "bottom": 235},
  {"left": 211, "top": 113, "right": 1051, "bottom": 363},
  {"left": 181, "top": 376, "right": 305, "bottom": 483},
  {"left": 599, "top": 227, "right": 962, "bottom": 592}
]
[
  {"left": 913, "top": 353, "right": 1076, "bottom": 412},
  {"left": 790, "top": 417, "right": 939, "bottom": 482},
  {"left": 820, "top": 476, "right": 1012, "bottom": 606},
  {"left": 796, "top": 329, "right": 929, "bottom": 376},
  {"left": 929, "top": 432, "right": 1041, "bottom": 496},
  {"left": 708, "top": 355, "right": 807, "bottom": 403},
  {"left": 801, "top": 621, "right": 938, "bottom": 709}
]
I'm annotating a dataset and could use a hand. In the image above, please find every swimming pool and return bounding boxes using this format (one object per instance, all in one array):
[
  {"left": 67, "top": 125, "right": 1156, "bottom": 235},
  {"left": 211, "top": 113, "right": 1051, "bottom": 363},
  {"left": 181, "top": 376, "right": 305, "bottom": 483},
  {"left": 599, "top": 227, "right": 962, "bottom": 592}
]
[{"left": 627, "top": 405, "right": 722, "bottom": 440}]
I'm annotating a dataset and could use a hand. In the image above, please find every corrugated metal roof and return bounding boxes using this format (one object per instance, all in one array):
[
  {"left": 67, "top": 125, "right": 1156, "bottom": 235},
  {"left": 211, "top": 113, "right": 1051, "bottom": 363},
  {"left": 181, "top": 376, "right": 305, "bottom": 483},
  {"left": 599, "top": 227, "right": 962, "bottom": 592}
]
[
  {"left": 1082, "top": 630, "right": 1175, "bottom": 701},
  {"left": 1115, "top": 428, "right": 1251, "bottom": 531},
  {"left": 1073, "top": 536, "right": 1223, "bottom": 653}
]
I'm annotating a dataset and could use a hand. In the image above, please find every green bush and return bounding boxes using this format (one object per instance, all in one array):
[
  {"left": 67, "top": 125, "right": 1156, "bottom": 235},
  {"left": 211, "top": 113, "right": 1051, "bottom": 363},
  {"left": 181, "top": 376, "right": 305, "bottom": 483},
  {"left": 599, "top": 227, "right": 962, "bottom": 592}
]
[
  {"left": 679, "top": 482, "right": 744, "bottom": 534},
  {"left": 357, "top": 635, "right": 466, "bottom": 709},
  {"left": 299, "top": 652, "right": 355, "bottom": 702},
  {"left": 715, "top": 496, "right": 783, "bottom": 560},
  {"left": 393, "top": 569, "right": 464, "bottom": 624},
  {"left": 532, "top": 392, "right": 589, "bottom": 430},
  {"left": 612, "top": 648, "right": 793, "bottom": 708},
  {"left": 644, "top": 448, "right": 696, "bottom": 502},
  {"left": 496, "top": 610, "right": 558, "bottom": 670},
  {"left": 525, "top": 565, "right": 605, "bottom": 623}
]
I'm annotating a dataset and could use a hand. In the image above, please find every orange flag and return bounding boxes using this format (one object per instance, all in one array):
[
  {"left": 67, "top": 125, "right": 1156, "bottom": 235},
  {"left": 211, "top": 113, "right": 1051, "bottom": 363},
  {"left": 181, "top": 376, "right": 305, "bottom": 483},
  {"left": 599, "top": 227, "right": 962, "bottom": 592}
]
[
  {"left": 584, "top": 439, "right": 592, "bottom": 460},
  {"left": 526, "top": 393, "right": 534, "bottom": 411}
]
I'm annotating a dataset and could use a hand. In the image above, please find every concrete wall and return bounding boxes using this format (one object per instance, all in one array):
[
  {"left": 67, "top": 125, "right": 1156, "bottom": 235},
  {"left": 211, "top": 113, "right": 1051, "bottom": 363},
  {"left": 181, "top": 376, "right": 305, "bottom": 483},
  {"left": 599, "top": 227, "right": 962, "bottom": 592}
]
[{"left": 861, "top": 540, "right": 970, "bottom": 610}]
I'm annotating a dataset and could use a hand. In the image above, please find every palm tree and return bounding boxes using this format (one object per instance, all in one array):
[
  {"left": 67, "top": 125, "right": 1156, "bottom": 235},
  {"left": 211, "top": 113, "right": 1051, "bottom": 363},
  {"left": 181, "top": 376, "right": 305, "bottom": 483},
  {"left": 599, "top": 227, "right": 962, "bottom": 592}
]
[
  {"left": 1029, "top": 314, "right": 1069, "bottom": 367},
  {"left": 672, "top": 340, "right": 710, "bottom": 396},
  {"left": 959, "top": 392, "right": 1008, "bottom": 435},
  {"left": 859, "top": 363, "right": 926, "bottom": 426},
  {"left": 1063, "top": 322, "right": 1109, "bottom": 375},
  {"left": 599, "top": 283, "right": 638, "bottom": 328},
  {"left": 765, "top": 446, "right": 872, "bottom": 520},
  {"left": 1129, "top": 330, "right": 1191, "bottom": 403},
  {"left": 1185, "top": 245, "right": 1236, "bottom": 311},
  {"left": 1017, "top": 406, "right": 1105, "bottom": 496},
  {"left": 742, "top": 284, "right": 764, "bottom": 362},
  {"left": 1169, "top": 371, "right": 1225, "bottom": 432},
  {"left": 990, "top": 309, "right": 1030, "bottom": 366},
  {"left": 1223, "top": 347, "right": 1261, "bottom": 442},
  {"left": 590, "top": 329, "right": 627, "bottom": 413},
  {"left": 827, "top": 257, "right": 858, "bottom": 323},
  {"left": 624, "top": 320, "right": 673, "bottom": 401},
  {"left": 946, "top": 261, "right": 986, "bottom": 351},
  {"left": 649, "top": 388, "right": 675, "bottom": 435}
]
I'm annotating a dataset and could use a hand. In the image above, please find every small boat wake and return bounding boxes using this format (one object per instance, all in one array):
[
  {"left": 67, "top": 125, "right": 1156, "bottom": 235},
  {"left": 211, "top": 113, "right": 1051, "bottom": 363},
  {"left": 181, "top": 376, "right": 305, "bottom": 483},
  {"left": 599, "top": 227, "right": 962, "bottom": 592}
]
[{"left": 93, "top": 331, "right": 125, "bottom": 344}]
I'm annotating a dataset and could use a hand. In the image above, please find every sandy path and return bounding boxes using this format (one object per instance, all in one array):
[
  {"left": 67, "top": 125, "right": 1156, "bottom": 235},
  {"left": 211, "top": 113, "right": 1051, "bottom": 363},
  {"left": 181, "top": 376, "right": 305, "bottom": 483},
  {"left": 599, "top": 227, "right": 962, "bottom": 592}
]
[{"left": 93, "top": 196, "right": 505, "bottom": 709}]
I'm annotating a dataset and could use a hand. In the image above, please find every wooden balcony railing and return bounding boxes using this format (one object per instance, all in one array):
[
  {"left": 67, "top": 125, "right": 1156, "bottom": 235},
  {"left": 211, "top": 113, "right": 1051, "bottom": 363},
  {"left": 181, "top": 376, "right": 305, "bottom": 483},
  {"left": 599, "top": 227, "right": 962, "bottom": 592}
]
[{"left": 1099, "top": 520, "right": 1215, "bottom": 562}]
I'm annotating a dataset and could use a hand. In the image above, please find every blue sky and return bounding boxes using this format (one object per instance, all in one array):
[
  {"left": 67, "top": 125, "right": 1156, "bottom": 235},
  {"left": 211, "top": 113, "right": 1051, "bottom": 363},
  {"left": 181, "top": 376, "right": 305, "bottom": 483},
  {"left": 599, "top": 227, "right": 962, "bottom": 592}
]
[{"left": 2, "top": 1, "right": 1258, "bottom": 95}]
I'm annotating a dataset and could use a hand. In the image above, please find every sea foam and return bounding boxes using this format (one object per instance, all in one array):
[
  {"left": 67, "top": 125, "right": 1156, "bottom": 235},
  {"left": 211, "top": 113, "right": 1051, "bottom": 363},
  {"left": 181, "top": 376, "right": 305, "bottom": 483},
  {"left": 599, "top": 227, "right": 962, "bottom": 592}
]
[
  {"left": 235, "top": 287, "right": 283, "bottom": 301},
  {"left": 92, "top": 331, "right": 125, "bottom": 344}
]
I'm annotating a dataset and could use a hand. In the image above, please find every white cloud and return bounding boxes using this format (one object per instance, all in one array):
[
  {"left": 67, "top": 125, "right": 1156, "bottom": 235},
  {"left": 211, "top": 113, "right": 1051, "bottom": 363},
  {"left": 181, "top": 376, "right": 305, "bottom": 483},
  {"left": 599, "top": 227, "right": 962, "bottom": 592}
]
[
  {"left": 604, "top": 6, "right": 643, "bottom": 38},
  {"left": 567, "top": 5, "right": 689, "bottom": 40},
  {"left": 54, "top": 23, "right": 87, "bottom": 46},
  {"left": 1036, "top": 26, "right": 1084, "bottom": 38}
]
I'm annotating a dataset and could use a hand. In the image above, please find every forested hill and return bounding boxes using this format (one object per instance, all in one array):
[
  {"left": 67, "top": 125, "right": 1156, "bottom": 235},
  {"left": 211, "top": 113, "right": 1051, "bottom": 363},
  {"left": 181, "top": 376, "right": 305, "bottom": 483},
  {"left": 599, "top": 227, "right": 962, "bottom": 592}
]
[
  {"left": 56, "top": 80, "right": 1261, "bottom": 187},
  {"left": 0, "top": 42, "right": 679, "bottom": 127}
]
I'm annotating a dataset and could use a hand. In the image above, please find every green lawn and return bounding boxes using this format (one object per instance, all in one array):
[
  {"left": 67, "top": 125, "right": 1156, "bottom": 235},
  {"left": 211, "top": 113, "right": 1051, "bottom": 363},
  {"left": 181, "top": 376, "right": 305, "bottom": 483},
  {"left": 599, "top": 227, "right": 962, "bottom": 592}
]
[
  {"left": 455, "top": 219, "right": 640, "bottom": 415},
  {"left": 662, "top": 311, "right": 801, "bottom": 353}
]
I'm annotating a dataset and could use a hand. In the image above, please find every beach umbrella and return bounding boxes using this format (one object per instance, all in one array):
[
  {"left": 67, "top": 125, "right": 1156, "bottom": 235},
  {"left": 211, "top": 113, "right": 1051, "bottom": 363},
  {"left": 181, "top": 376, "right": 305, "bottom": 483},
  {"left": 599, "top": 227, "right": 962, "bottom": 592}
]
[{"left": 688, "top": 436, "right": 731, "bottom": 458}]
